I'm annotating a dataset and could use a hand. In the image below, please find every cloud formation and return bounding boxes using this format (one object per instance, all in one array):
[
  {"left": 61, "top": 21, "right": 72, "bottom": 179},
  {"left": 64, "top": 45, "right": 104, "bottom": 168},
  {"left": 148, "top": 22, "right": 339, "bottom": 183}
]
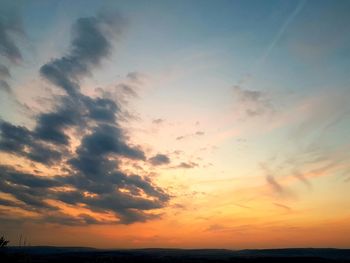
[
  {"left": 40, "top": 12, "right": 124, "bottom": 97},
  {"left": 265, "top": 175, "right": 284, "bottom": 194},
  {"left": 152, "top": 118, "right": 164, "bottom": 125},
  {"left": 0, "top": 12, "right": 170, "bottom": 225},
  {"left": 0, "top": 3, "right": 24, "bottom": 93},
  {"left": 176, "top": 131, "right": 205, "bottom": 141},
  {"left": 173, "top": 162, "right": 198, "bottom": 169},
  {"left": 149, "top": 154, "right": 171, "bottom": 166},
  {"left": 233, "top": 85, "right": 273, "bottom": 118}
]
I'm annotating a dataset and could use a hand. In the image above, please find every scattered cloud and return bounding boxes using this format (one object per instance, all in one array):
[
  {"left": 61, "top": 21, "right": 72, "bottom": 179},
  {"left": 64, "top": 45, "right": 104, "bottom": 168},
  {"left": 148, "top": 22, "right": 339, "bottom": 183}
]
[
  {"left": 265, "top": 175, "right": 284, "bottom": 194},
  {"left": 233, "top": 85, "right": 273, "bottom": 118},
  {"left": 195, "top": 131, "right": 205, "bottom": 136},
  {"left": 176, "top": 131, "right": 205, "bottom": 141},
  {"left": 173, "top": 162, "right": 198, "bottom": 169},
  {"left": 291, "top": 168, "right": 312, "bottom": 189},
  {"left": 260, "top": 163, "right": 295, "bottom": 199},
  {"left": 152, "top": 118, "right": 164, "bottom": 125},
  {"left": 149, "top": 154, "right": 171, "bottom": 166}
]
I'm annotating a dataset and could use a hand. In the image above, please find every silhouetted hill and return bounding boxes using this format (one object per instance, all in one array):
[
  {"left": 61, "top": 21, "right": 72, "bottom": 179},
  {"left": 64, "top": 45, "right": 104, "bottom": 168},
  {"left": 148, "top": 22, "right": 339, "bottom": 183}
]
[{"left": 2, "top": 247, "right": 350, "bottom": 262}]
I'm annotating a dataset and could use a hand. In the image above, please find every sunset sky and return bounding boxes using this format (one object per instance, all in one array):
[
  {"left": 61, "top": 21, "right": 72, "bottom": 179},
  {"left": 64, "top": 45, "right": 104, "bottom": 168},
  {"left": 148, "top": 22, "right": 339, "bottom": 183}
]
[{"left": 0, "top": 0, "right": 350, "bottom": 249}]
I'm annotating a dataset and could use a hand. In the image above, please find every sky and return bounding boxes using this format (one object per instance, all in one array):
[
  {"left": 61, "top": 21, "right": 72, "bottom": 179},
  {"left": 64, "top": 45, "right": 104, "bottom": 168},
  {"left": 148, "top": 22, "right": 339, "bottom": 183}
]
[{"left": 0, "top": 0, "right": 350, "bottom": 249}]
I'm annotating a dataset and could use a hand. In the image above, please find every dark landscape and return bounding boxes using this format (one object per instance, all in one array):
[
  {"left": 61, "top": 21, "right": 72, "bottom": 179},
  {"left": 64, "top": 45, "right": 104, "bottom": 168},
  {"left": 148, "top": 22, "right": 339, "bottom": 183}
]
[{"left": 2, "top": 247, "right": 350, "bottom": 263}]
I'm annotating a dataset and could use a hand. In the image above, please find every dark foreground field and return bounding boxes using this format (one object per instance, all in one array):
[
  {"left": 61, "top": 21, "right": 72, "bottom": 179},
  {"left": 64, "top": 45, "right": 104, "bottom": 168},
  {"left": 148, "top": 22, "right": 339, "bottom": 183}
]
[{"left": 2, "top": 247, "right": 350, "bottom": 263}]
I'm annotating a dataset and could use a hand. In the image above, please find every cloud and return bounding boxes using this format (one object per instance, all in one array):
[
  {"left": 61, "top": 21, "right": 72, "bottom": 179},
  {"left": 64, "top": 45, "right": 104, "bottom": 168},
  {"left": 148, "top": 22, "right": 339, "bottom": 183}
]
[
  {"left": 34, "top": 98, "right": 81, "bottom": 145},
  {"left": 149, "top": 154, "right": 170, "bottom": 166},
  {"left": 40, "top": 12, "right": 125, "bottom": 97},
  {"left": 43, "top": 212, "right": 104, "bottom": 226},
  {"left": 77, "top": 124, "right": 144, "bottom": 159},
  {"left": 260, "top": 162, "right": 297, "bottom": 199},
  {"left": 152, "top": 118, "right": 164, "bottom": 125},
  {"left": 0, "top": 11, "right": 170, "bottom": 226},
  {"left": 233, "top": 85, "right": 273, "bottom": 118},
  {"left": 0, "top": 5, "right": 23, "bottom": 63},
  {"left": 176, "top": 131, "right": 205, "bottom": 141},
  {"left": 114, "top": 72, "right": 150, "bottom": 108},
  {"left": 0, "top": 64, "right": 10, "bottom": 78},
  {"left": 265, "top": 175, "right": 284, "bottom": 194},
  {"left": 0, "top": 3, "right": 25, "bottom": 93},
  {"left": 0, "top": 79, "right": 11, "bottom": 93},
  {"left": 0, "top": 121, "right": 63, "bottom": 165},
  {"left": 173, "top": 162, "right": 198, "bottom": 169},
  {"left": 0, "top": 166, "right": 61, "bottom": 189},
  {"left": 195, "top": 131, "right": 205, "bottom": 136},
  {"left": 0, "top": 168, "right": 59, "bottom": 211},
  {"left": 126, "top": 71, "right": 145, "bottom": 82},
  {"left": 292, "top": 168, "right": 311, "bottom": 189}
]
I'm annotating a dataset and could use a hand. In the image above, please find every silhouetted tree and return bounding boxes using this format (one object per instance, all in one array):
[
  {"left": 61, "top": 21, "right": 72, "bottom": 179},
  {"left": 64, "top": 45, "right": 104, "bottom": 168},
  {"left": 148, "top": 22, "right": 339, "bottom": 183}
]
[{"left": 0, "top": 236, "right": 9, "bottom": 248}]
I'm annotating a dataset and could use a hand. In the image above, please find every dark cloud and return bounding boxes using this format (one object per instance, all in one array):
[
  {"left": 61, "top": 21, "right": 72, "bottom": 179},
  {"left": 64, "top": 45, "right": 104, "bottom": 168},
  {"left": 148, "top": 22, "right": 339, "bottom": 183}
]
[
  {"left": 34, "top": 99, "right": 81, "bottom": 145},
  {"left": 0, "top": 4, "right": 24, "bottom": 93},
  {"left": 0, "top": 166, "right": 61, "bottom": 189},
  {"left": 0, "top": 171, "right": 58, "bottom": 212},
  {"left": 83, "top": 96, "right": 119, "bottom": 122},
  {"left": 0, "top": 7, "right": 23, "bottom": 63},
  {"left": 0, "top": 121, "right": 30, "bottom": 153},
  {"left": 0, "top": 121, "right": 62, "bottom": 165},
  {"left": 149, "top": 154, "right": 170, "bottom": 166},
  {"left": 40, "top": 12, "right": 125, "bottom": 96},
  {"left": 35, "top": 12, "right": 126, "bottom": 147},
  {"left": 43, "top": 212, "right": 105, "bottom": 226},
  {"left": 0, "top": 12, "right": 170, "bottom": 226},
  {"left": 75, "top": 124, "right": 145, "bottom": 159}
]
